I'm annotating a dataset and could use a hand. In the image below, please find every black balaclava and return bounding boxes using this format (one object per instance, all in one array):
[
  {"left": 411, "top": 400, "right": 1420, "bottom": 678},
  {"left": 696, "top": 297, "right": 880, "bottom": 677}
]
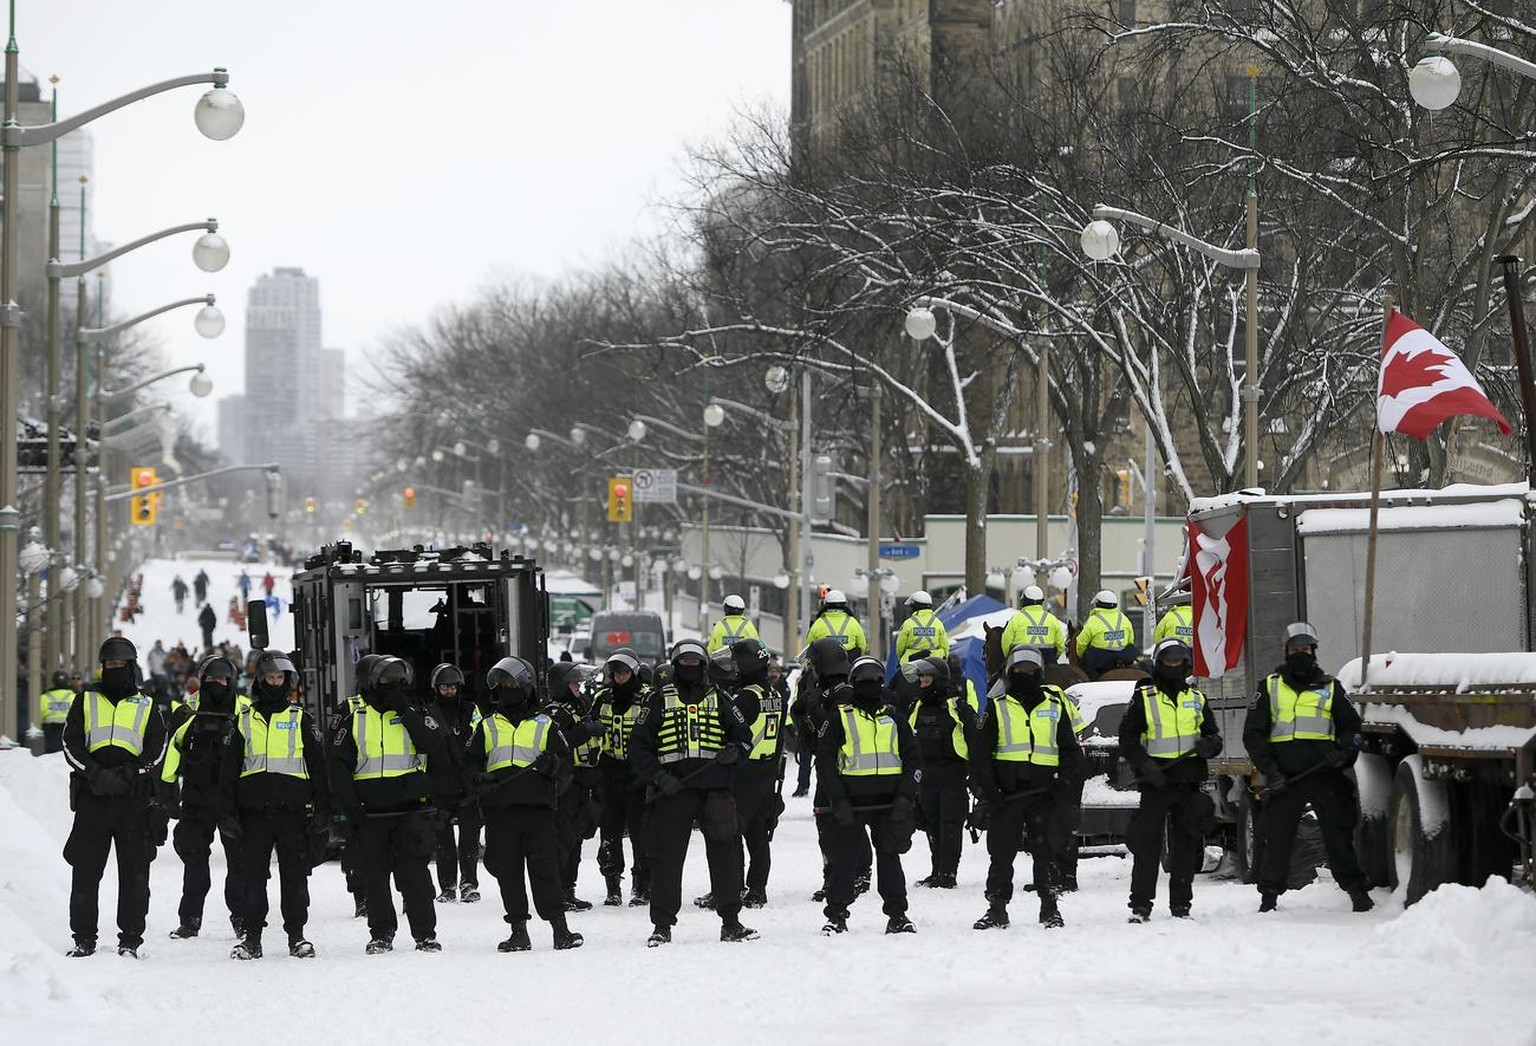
[
  {"left": 1007, "top": 668, "right": 1043, "bottom": 704},
  {"left": 673, "top": 658, "right": 705, "bottom": 687},
  {"left": 1283, "top": 647, "right": 1320, "bottom": 685},
  {"left": 1154, "top": 657, "right": 1190, "bottom": 696},
  {"left": 199, "top": 678, "right": 235, "bottom": 714},
  {"left": 254, "top": 674, "right": 290, "bottom": 710},
  {"left": 100, "top": 665, "right": 137, "bottom": 697},
  {"left": 497, "top": 681, "right": 534, "bottom": 721},
  {"left": 850, "top": 676, "right": 883, "bottom": 706}
]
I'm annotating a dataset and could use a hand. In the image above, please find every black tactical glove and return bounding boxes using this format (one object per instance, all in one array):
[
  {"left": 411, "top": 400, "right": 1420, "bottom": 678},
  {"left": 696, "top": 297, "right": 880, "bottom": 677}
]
[
  {"left": 965, "top": 801, "right": 991, "bottom": 832},
  {"left": 1325, "top": 744, "right": 1356, "bottom": 770},
  {"left": 716, "top": 745, "right": 742, "bottom": 767},
  {"left": 90, "top": 766, "right": 128, "bottom": 797},
  {"left": 218, "top": 815, "right": 244, "bottom": 843},
  {"left": 832, "top": 798, "right": 856, "bottom": 828},
  {"left": 533, "top": 751, "right": 560, "bottom": 775},
  {"left": 653, "top": 771, "right": 683, "bottom": 797},
  {"left": 1262, "top": 771, "right": 1287, "bottom": 794},
  {"left": 1140, "top": 762, "right": 1168, "bottom": 789},
  {"left": 1194, "top": 735, "right": 1223, "bottom": 759},
  {"left": 146, "top": 802, "right": 170, "bottom": 846},
  {"left": 889, "top": 795, "right": 915, "bottom": 826},
  {"left": 764, "top": 794, "right": 786, "bottom": 833}
]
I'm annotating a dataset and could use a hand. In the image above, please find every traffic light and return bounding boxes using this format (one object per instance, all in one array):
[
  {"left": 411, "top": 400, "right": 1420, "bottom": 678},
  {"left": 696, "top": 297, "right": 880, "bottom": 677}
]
[
  {"left": 1114, "top": 469, "right": 1133, "bottom": 513},
  {"left": 304, "top": 497, "right": 317, "bottom": 514},
  {"left": 403, "top": 486, "right": 417, "bottom": 510},
  {"left": 354, "top": 497, "right": 367, "bottom": 515},
  {"left": 608, "top": 477, "right": 632, "bottom": 522},
  {"left": 130, "top": 466, "right": 158, "bottom": 526},
  {"left": 1133, "top": 576, "right": 1152, "bottom": 607}
]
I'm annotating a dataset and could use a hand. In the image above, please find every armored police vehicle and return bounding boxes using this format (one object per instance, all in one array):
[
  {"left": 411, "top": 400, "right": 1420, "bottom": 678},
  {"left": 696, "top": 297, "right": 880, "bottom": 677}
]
[{"left": 290, "top": 540, "right": 549, "bottom": 716}]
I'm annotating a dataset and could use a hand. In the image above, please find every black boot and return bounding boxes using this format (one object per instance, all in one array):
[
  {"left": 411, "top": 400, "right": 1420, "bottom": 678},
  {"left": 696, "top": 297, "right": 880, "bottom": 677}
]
[
  {"left": 646, "top": 925, "right": 671, "bottom": 948},
  {"left": 604, "top": 877, "right": 623, "bottom": 907},
  {"left": 553, "top": 921, "right": 584, "bottom": 950},
  {"left": 498, "top": 921, "right": 532, "bottom": 953},
  {"left": 1127, "top": 906, "right": 1152, "bottom": 924},
  {"left": 564, "top": 889, "right": 593, "bottom": 912},
  {"left": 1259, "top": 892, "right": 1278, "bottom": 913},
  {"left": 1039, "top": 896, "right": 1064, "bottom": 929},
  {"left": 720, "top": 920, "right": 759, "bottom": 942},
  {"left": 973, "top": 904, "right": 1009, "bottom": 930},
  {"left": 884, "top": 914, "right": 916, "bottom": 934},
  {"left": 1349, "top": 889, "right": 1375, "bottom": 912}
]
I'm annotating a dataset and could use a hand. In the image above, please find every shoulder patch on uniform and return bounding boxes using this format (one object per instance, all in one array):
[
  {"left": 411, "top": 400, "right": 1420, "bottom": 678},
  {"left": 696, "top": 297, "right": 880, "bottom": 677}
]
[
  {"left": 635, "top": 708, "right": 649, "bottom": 724},
  {"left": 816, "top": 721, "right": 828, "bottom": 739},
  {"left": 422, "top": 715, "right": 438, "bottom": 730}
]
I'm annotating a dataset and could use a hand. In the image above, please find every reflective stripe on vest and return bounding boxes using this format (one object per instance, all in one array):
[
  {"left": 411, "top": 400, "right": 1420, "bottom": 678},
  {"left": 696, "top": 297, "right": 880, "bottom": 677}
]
[
  {"left": 42, "top": 688, "right": 75, "bottom": 724},
  {"left": 723, "top": 617, "right": 749, "bottom": 641},
  {"left": 837, "top": 707, "right": 902, "bottom": 776},
  {"left": 907, "top": 696, "right": 969, "bottom": 760},
  {"left": 1139, "top": 685, "right": 1206, "bottom": 758},
  {"left": 1087, "top": 608, "right": 1131, "bottom": 650},
  {"left": 1021, "top": 607, "right": 1056, "bottom": 643},
  {"left": 82, "top": 692, "right": 152, "bottom": 756},
  {"left": 656, "top": 687, "right": 726, "bottom": 764},
  {"left": 743, "top": 684, "right": 783, "bottom": 760},
  {"left": 991, "top": 691, "right": 1061, "bottom": 765},
  {"left": 1267, "top": 675, "right": 1335, "bottom": 743},
  {"left": 1164, "top": 606, "right": 1194, "bottom": 641},
  {"left": 484, "top": 713, "right": 551, "bottom": 771},
  {"left": 238, "top": 706, "right": 310, "bottom": 778},
  {"left": 352, "top": 706, "right": 424, "bottom": 779},
  {"left": 599, "top": 697, "right": 643, "bottom": 761}
]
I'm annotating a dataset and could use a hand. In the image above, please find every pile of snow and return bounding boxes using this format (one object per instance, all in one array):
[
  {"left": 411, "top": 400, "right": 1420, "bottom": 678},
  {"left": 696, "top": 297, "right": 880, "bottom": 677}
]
[
  {"left": 1296, "top": 499, "right": 1525, "bottom": 534},
  {"left": 1190, "top": 481, "right": 1531, "bottom": 515},
  {"left": 1338, "top": 650, "right": 1536, "bottom": 691}
]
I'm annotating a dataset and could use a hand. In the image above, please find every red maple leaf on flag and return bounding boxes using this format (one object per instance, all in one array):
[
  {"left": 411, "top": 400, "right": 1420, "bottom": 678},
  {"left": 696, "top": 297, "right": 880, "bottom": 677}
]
[{"left": 1380, "top": 347, "right": 1451, "bottom": 399}]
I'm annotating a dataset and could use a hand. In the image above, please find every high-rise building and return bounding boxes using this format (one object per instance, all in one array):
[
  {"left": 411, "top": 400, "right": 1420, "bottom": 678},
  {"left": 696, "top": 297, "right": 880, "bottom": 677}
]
[
  {"left": 243, "top": 267, "right": 323, "bottom": 473},
  {"left": 319, "top": 347, "right": 346, "bottom": 420},
  {"left": 216, "top": 394, "right": 245, "bottom": 463}
]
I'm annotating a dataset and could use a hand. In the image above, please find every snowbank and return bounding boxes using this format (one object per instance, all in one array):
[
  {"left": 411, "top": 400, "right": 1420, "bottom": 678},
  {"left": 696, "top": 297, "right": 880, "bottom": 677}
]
[
  {"left": 1297, "top": 499, "right": 1525, "bottom": 534},
  {"left": 1338, "top": 650, "right": 1536, "bottom": 691}
]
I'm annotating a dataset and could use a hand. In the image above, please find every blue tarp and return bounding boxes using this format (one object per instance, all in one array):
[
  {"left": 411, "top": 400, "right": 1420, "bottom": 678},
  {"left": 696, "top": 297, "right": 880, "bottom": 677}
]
[{"left": 886, "top": 594, "right": 1008, "bottom": 708}]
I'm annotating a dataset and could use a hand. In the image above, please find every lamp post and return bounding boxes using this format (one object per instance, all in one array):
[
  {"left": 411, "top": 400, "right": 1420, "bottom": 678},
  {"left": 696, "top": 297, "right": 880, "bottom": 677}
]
[
  {"left": 700, "top": 402, "right": 725, "bottom": 628},
  {"left": 0, "top": 10, "right": 241, "bottom": 735},
  {"left": 74, "top": 295, "right": 223, "bottom": 658},
  {"left": 1081, "top": 203, "right": 1262, "bottom": 490}
]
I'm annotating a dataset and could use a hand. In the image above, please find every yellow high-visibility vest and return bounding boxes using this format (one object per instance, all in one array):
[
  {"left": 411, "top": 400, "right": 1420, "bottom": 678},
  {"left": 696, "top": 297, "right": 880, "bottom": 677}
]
[
  {"left": 1266, "top": 674, "right": 1335, "bottom": 743},
  {"left": 238, "top": 706, "right": 310, "bottom": 778},
  {"left": 836, "top": 707, "right": 902, "bottom": 776},
  {"left": 351, "top": 705, "right": 425, "bottom": 780},
  {"left": 484, "top": 712, "right": 552, "bottom": 771}
]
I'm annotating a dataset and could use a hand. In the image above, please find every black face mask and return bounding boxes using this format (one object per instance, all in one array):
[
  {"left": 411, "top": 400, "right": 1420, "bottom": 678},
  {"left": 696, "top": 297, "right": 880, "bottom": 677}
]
[
  {"left": 673, "top": 662, "right": 704, "bottom": 686},
  {"left": 1154, "top": 661, "right": 1189, "bottom": 687},
  {"left": 1007, "top": 673, "right": 1042, "bottom": 699},
  {"left": 1285, "top": 650, "right": 1319, "bottom": 678},
  {"left": 101, "top": 665, "right": 136, "bottom": 695},
  {"left": 851, "top": 679, "right": 883, "bottom": 705},
  {"left": 256, "top": 679, "right": 290, "bottom": 703},
  {"left": 200, "top": 681, "right": 233, "bottom": 712}
]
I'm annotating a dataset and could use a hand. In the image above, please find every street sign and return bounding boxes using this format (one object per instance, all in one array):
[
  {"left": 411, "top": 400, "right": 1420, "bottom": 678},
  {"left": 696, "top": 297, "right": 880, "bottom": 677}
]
[
  {"left": 632, "top": 467, "right": 678, "bottom": 504},
  {"left": 878, "top": 544, "right": 921, "bottom": 560}
]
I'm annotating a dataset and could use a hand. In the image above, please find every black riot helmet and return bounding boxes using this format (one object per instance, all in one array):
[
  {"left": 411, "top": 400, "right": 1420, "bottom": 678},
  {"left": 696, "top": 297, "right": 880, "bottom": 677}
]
[
  {"left": 731, "top": 638, "right": 770, "bottom": 684},
  {"left": 254, "top": 651, "right": 298, "bottom": 691},
  {"left": 430, "top": 663, "right": 465, "bottom": 695},
  {"left": 486, "top": 656, "right": 536, "bottom": 707},
  {"left": 372, "top": 656, "right": 413, "bottom": 689},
  {"left": 98, "top": 635, "right": 137, "bottom": 665},
  {"left": 197, "top": 655, "right": 238, "bottom": 686},
  {"left": 50, "top": 669, "right": 70, "bottom": 689},
  {"left": 849, "top": 656, "right": 886, "bottom": 687},
  {"left": 355, "top": 654, "right": 383, "bottom": 696},
  {"left": 708, "top": 647, "right": 740, "bottom": 687}
]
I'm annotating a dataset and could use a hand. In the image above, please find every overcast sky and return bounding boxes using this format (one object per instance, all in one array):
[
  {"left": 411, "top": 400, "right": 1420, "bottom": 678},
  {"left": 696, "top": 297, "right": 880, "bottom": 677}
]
[{"left": 20, "top": 1, "right": 791, "bottom": 438}]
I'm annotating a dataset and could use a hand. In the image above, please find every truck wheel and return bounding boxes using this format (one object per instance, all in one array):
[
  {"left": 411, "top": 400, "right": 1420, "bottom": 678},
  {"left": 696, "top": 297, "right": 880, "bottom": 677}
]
[
  {"left": 1388, "top": 755, "right": 1454, "bottom": 905},
  {"left": 1353, "top": 753, "right": 1393, "bottom": 888},
  {"left": 1234, "top": 786, "right": 1260, "bottom": 884}
]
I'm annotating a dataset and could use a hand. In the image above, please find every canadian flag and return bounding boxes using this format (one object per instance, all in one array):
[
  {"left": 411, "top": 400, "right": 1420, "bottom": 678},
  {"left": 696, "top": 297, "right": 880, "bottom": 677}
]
[
  {"left": 1378, "top": 310, "right": 1511, "bottom": 440},
  {"left": 1190, "top": 518, "right": 1248, "bottom": 679}
]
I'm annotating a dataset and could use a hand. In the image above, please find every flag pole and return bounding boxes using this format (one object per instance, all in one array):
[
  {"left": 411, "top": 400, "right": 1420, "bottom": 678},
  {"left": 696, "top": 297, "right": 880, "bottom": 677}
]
[{"left": 1359, "top": 293, "right": 1393, "bottom": 693}]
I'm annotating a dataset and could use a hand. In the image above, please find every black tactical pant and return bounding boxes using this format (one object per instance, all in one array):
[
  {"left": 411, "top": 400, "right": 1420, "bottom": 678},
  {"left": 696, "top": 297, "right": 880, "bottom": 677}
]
[
  {"left": 174, "top": 803, "right": 243, "bottom": 930},
  {"left": 483, "top": 804, "right": 565, "bottom": 924},
  {"left": 236, "top": 808, "right": 312, "bottom": 941},
  {"left": 64, "top": 793, "right": 154, "bottom": 948},
  {"left": 1055, "top": 778, "right": 1085, "bottom": 888},
  {"left": 825, "top": 806, "right": 906, "bottom": 922},
  {"left": 43, "top": 722, "right": 64, "bottom": 753},
  {"left": 984, "top": 793, "right": 1059, "bottom": 909},
  {"left": 1257, "top": 770, "right": 1367, "bottom": 896},
  {"left": 733, "top": 760, "right": 780, "bottom": 894},
  {"left": 1127, "top": 783, "right": 1206, "bottom": 912},
  {"left": 649, "top": 788, "right": 742, "bottom": 928},
  {"left": 917, "top": 774, "right": 969, "bottom": 878},
  {"left": 597, "top": 781, "right": 652, "bottom": 894},
  {"left": 357, "top": 811, "right": 438, "bottom": 942},
  {"left": 434, "top": 803, "right": 482, "bottom": 893}
]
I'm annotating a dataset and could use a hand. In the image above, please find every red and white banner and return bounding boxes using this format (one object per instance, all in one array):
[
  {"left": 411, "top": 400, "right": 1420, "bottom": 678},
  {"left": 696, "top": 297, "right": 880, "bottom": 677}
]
[
  {"left": 1190, "top": 518, "right": 1248, "bottom": 678},
  {"left": 1378, "top": 309, "right": 1511, "bottom": 440}
]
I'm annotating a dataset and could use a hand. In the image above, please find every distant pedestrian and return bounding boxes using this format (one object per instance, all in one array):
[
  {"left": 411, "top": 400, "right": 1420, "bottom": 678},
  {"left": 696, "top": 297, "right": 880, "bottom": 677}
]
[
  {"left": 261, "top": 572, "right": 275, "bottom": 597},
  {"left": 198, "top": 603, "right": 218, "bottom": 652},
  {"left": 193, "top": 569, "right": 210, "bottom": 605},
  {"left": 171, "top": 575, "right": 190, "bottom": 615},
  {"left": 237, "top": 571, "right": 253, "bottom": 600},
  {"left": 265, "top": 593, "right": 281, "bottom": 621}
]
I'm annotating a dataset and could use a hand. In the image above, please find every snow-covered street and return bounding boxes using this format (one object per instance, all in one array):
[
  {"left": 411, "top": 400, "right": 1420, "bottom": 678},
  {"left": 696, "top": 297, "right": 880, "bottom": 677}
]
[
  {"left": 1, "top": 748, "right": 1532, "bottom": 1045},
  {"left": 110, "top": 556, "right": 295, "bottom": 659}
]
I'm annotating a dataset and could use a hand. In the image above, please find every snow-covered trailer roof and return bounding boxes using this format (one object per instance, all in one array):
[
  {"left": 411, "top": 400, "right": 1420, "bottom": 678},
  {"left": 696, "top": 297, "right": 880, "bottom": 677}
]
[{"left": 1339, "top": 652, "right": 1536, "bottom": 755}]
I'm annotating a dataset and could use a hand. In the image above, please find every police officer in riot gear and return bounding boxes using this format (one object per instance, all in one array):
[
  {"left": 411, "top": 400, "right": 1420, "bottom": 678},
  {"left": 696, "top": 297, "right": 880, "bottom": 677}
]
[
  {"left": 162, "top": 654, "right": 244, "bottom": 941},
  {"left": 544, "top": 660, "right": 605, "bottom": 910},
  {"left": 329, "top": 656, "right": 447, "bottom": 954},
  {"left": 817, "top": 655, "right": 922, "bottom": 935},
  {"left": 905, "top": 656, "right": 976, "bottom": 889},
  {"left": 1244, "top": 623, "right": 1374, "bottom": 914},
  {"left": 1120, "top": 639, "right": 1221, "bottom": 923},
  {"left": 425, "top": 662, "right": 483, "bottom": 904},
  {"left": 62, "top": 636, "right": 169, "bottom": 958},
  {"left": 629, "top": 639, "right": 757, "bottom": 947},
  {"left": 468, "top": 656, "right": 583, "bottom": 952},
  {"left": 594, "top": 649, "right": 652, "bottom": 907},
  {"left": 731, "top": 638, "right": 786, "bottom": 907}
]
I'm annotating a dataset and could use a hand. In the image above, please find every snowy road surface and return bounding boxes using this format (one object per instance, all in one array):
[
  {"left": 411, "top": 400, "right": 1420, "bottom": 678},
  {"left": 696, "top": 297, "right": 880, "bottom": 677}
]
[
  {"left": 110, "top": 556, "right": 295, "bottom": 661},
  {"left": 1, "top": 754, "right": 1533, "bottom": 1046}
]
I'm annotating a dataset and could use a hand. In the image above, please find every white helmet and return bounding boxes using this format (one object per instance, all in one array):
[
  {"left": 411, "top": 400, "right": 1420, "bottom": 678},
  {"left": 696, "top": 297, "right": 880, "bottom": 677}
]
[
  {"left": 722, "top": 594, "right": 746, "bottom": 613},
  {"left": 1094, "top": 589, "right": 1118, "bottom": 608},
  {"left": 1021, "top": 585, "right": 1045, "bottom": 603},
  {"left": 906, "top": 590, "right": 932, "bottom": 608},
  {"left": 824, "top": 589, "right": 847, "bottom": 606}
]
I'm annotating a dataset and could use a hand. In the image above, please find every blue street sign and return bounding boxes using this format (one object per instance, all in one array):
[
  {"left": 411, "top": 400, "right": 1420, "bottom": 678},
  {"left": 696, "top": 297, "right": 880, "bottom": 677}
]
[{"left": 878, "top": 544, "right": 920, "bottom": 560}]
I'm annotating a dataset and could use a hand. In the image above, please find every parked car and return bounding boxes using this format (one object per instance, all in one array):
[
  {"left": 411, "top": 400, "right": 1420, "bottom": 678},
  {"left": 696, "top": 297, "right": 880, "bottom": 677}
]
[
  {"left": 1066, "top": 679, "right": 1143, "bottom": 852},
  {"left": 582, "top": 610, "right": 668, "bottom": 666}
]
